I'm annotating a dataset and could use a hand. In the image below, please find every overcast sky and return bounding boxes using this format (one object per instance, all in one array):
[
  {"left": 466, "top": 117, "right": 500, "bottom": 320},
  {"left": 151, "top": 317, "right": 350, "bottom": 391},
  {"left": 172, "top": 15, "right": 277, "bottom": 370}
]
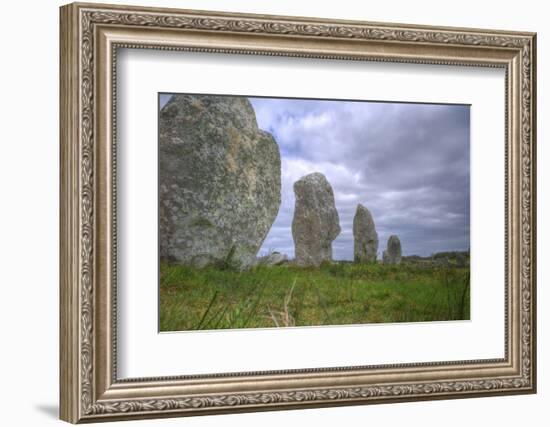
[{"left": 160, "top": 94, "right": 470, "bottom": 260}]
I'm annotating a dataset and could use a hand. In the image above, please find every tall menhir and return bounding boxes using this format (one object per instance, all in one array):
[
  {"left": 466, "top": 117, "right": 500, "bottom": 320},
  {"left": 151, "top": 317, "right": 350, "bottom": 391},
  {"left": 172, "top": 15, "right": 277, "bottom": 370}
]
[{"left": 292, "top": 172, "right": 341, "bottom": 266}]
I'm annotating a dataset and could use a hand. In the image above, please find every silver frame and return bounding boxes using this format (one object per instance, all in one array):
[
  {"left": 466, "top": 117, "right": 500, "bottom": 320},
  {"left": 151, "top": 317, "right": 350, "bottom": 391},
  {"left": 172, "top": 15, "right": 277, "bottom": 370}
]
[{"left": 60, "top": 2, "right": 536, "bottom": 423}]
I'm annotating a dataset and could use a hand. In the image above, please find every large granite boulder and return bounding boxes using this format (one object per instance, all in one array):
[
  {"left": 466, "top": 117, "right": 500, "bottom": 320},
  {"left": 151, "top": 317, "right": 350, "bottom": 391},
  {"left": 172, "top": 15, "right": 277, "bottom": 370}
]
[
  {"left": 353, "top": 204, "right": 378, "bottom": 263},
  {"left": 383, "top": 235, "right": 402, "bottom": 265},
  {"left": 291, "top": 172, "right": 341, "bottom": 266},
  {"left": 159, "top": 94, "right": 281, "bottom": 270}
]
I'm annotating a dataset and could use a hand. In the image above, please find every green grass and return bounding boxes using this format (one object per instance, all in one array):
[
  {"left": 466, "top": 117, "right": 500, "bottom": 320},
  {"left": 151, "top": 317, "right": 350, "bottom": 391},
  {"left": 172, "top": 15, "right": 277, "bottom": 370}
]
[{"left": 159, "top": 262, "right": 470, "bottom": 331}]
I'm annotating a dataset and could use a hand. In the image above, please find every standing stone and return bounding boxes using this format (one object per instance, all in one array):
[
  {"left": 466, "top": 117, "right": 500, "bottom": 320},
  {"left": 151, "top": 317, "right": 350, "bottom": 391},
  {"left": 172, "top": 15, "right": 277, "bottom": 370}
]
[
  {"left": 383, "top": 235, "right": 402, "bottom": 265},
  {"left": 159, "top": 94, "right": 281, "bottom": 270},
  {"left": 291, "top": 172, "right": 341, "bottom": 266},
  {"left": 353, "top": 204, "right": 378, "bottom": 263}
]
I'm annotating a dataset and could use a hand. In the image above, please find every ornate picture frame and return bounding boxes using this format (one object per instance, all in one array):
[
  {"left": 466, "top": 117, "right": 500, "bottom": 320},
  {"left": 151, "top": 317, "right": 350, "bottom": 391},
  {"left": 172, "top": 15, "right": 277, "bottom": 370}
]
[{"left": 60, "top": 2, "right": 536, "bottom": 423}]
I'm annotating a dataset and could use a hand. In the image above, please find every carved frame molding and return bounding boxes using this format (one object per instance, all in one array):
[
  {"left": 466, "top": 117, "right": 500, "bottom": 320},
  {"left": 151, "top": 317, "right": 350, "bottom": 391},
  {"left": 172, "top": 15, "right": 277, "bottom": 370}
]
[{"left": 60, "top": 2, "right": 536, "bottom": 423}]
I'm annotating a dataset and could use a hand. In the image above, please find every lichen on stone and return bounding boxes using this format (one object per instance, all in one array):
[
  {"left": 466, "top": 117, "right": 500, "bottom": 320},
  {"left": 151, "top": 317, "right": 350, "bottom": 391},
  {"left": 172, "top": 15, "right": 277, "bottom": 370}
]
[{"left": 159, "top": 94, "right": 281, "bottom": 270}]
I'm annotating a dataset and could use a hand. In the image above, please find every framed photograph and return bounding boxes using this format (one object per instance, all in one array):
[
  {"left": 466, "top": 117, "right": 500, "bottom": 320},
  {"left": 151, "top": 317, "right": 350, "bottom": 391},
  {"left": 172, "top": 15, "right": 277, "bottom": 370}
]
[{"left": 60, "top": 2, "right": 537, "bottom": 423}]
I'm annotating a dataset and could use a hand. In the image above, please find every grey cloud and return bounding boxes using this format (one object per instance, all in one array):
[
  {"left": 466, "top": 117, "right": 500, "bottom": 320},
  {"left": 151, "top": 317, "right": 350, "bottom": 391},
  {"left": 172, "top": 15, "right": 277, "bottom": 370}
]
[{"left": 251, "top": 97, "right": 470, "bottom": 259}]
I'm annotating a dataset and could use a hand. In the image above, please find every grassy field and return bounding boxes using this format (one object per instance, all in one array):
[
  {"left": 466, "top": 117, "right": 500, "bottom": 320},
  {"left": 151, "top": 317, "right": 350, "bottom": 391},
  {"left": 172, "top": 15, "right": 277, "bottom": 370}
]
[{"left": 159, "top": 261, "right": 470, "bottom": 331}]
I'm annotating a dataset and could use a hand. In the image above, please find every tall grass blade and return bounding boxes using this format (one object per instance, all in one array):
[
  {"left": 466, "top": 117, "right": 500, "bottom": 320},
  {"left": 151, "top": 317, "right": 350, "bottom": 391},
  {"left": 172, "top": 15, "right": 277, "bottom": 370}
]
[{"left": 195, "top": 291, "right": 218, "bottom": 330}]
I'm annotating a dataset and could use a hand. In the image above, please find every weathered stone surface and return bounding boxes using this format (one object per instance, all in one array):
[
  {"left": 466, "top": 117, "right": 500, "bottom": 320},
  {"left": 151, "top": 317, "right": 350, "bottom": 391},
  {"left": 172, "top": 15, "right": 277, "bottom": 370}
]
[
  {"left": 257, "top": 252, "right": 289, "bottom": 266},
  {"left": 291, "top": 172, "right": 341, "bottom": 266},
  {"left": 383, "top": 235, "right": 402, "bottom": 265},
  {"left": 353, "top": 204, "right": 378, "bottom": 263},
  {"left": 159, "top": 94, "right": 281, "bottom": 269}
]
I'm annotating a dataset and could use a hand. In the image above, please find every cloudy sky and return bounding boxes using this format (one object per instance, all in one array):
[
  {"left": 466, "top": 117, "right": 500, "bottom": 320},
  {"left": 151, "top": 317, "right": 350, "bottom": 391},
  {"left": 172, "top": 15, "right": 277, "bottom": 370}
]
[{"left": 160, "top": 95, "right": 470, "bottom": 260}]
